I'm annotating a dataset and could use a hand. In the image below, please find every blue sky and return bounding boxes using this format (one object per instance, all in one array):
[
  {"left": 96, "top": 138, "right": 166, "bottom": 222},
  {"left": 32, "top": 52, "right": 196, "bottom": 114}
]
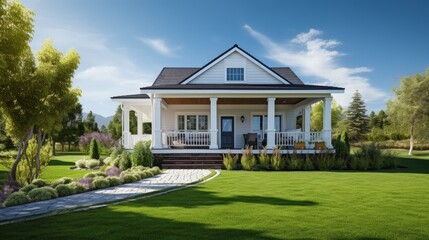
[{"left": 22, "top": 0, "right": 429, "bottom": 117}]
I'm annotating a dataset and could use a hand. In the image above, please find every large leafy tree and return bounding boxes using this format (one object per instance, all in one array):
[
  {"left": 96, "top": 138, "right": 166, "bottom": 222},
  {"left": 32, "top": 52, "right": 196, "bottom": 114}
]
[
  {"left": 1, "top": 38, "right": 80, "bottom": 181},
  {"left": 310, "top": 99, "right": 343, "bottom": 132},
  {"left": 387, "top": 69, "right": 429, "bottom": 155},
  {"left": 346, "top": 90, "right": 369, "bottom": 141}
]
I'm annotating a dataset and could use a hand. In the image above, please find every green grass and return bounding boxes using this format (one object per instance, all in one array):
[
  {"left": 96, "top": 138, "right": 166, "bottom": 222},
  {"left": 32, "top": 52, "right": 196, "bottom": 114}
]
[
  {"left": 0, "top": 152, "right": 100, "bottom": 184},
  {"left": 1, "top": 149, "right": 429, "bottom": 239}
]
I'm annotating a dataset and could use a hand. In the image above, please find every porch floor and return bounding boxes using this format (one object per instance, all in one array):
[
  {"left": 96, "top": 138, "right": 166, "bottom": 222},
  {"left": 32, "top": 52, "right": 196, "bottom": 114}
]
[{"left": 152, "top": 148, "right": 334, "bottom": 155}]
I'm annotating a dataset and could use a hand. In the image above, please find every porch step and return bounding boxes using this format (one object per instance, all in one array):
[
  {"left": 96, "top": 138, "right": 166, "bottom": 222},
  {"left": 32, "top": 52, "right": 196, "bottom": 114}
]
[{"left": 156, "top": 154, "right": 224, "bottom": 169}]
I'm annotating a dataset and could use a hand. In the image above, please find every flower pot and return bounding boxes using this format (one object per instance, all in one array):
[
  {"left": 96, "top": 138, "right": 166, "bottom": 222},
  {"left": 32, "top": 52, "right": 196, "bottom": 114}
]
[
  {"left": 315, "top": 142, "right": 326, "bottom": 150},
  {"left": 294, "top": 142, "right": 305, "bottom": 150}
]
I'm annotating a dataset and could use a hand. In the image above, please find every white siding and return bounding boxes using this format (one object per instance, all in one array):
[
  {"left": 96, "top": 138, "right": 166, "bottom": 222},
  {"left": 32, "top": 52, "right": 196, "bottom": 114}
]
[
  {"left": 189, "top": 52, "right": 285, "bottom": 85},
  {"left": 160, "top": 104, "right": 298, "bottom": 149}
]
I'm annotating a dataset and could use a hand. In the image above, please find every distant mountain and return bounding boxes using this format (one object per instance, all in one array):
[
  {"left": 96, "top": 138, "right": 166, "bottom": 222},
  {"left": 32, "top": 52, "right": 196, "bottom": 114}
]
[{"left": 82, "top": 112, "right": 113, "bottom": 128}]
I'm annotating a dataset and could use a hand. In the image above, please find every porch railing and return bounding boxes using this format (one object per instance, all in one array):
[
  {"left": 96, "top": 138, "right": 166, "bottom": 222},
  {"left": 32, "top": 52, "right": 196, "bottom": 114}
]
[
  {"left": 275, "top": 132, "right": 323, "bottom": 146},
  {"left": 162, "top": 131, "right": 210, "bottom": 147},
  {"left": 130, "top": 134, "right": 152, "bottom": 147}
]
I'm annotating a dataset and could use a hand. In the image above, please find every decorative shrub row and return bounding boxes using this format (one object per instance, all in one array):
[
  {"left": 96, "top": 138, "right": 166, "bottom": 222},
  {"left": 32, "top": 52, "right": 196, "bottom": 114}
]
[
  {"left": 2, "top": 166, "right": 162, "bottom": 208},
  {"left": 223, "top": 143, "right": 397, "bottom": 171},
  {"left": 107, "top": 141, "right": 154, "bottom": 170}
]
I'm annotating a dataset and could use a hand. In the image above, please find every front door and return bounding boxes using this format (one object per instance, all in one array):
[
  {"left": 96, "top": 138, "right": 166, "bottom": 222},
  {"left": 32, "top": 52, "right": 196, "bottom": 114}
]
[{"left": 221, "top": 116, "right": 234, "bottom": 149}]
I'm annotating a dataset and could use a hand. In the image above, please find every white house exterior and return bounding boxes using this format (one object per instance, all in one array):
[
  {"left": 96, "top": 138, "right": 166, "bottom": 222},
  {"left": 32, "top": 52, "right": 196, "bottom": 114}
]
[{"left": 112, "top": 45, "right": 344, "bottom": 158}]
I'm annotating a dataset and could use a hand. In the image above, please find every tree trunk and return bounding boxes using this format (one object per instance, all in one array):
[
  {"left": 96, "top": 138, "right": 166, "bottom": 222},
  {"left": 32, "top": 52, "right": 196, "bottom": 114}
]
[
  {"left": 68, "top": 142, "right": 71, "bottom": 151},
  {"left": 408, "top": 121, "right": 415, "bottom": 156},
  {"left": 52, "top": 138, "right": 56, "bottom": 156},
  {"left": 11, "top": 127, "right": 33, "bottom": 181},
  {"left": 34, "top": 130, "right": 46, "bottom": 179},
  {"left": 61, "top": 142, "right": 65, "bottom": 152}
]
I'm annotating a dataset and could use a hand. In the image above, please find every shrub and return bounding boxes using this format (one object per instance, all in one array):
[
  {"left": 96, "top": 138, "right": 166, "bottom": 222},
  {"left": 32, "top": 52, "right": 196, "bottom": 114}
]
[
  {"left": 258, "top": 147, "right": 270, "bottom": 170},
  {"left": 75, "top": 160, "right": 86, "bottom": 169},
  {"left": 334, "top": 158, "right": 347, "bottom": 170},
  {"left": 80, "top": 132, "right": 115, "bottom": 154},
  {"left": 103, "top": 157, "right": 112, "bottom": 165},
  {"left": 31, "top": 179, "right": 46, "bottom": 187},
  {"left": 316, "top": 155, "right": 335, "bottom": 171},
  {"left": 92, "top": 178, "right": 110, "bottom": 190},
  {"left": 223, "top": 149, "right": 238, "bottom": 170},
  {"left": 78, "top": 177, "right": 94, "bottom": 190},
  {"left": 137, "top": 171, "right": 148, "bottom": 179},
  {"left": 55, "top": 177, "right": 74, "bottom": 185},
  {"left": 302, "top": 156, "right": 315, "bottom": 171},
  {"left": 382, "top": 151, "right": 398, "bottom": 169},
  {"left": 144, "top": 171, "right": 154, "bottom": 177},
  {"left": 89, "top": 138, "right": 100, "bottom": 160},
  {"left": 133, "top": 174, "right": 142, "bottom": 180},
  {"left": 106, "top": 177, "right": 122, "bottom": 187},
  {"left": 341, "top": 131, "right": 350, "bottom": 150},
  {"left": 349, "top": 157, "right": 358, "bottom": 170},
  {"left": 55, "top": 184, "right": 75, "bottom": 197},
  {"left": 19, "top": 184, "right": 37, "bottom": 194},
  {"left": 287, "top": 153, "right": 302, "bottom": 170},
  {"left": 271, "top": 148, "right": 285, "bottom": 171},
  {"left": 132, "top": 141, "right": 146, "bottom": 167},
  {"left": 3, "top": 192, "right": 31, "bottom": 207},
  {"left": 241, "top": 146, "right": 256, "bottom": 171},
  {"left": 150, "top": 166, "right": 161, "bottom": 175},
  {"left": 85, "top": 159, "right": 100, "bottom": 169},
  {"left": 123, "top": 174, "right": 137, "bottom": 183},
  {"left": 356, "top": 156, "right": 369, "bottom": 171},
  {"left": 110, "top": 144, "right": 124, "bottom": 161},
  {"left": 119, "top": 151, "right": 132, "bottom": 170},
  {"left": 68, "top": 182, "right": 86, "bottom": 194},
  {"left": 83, "top": 172, "right": 96, "bottom": 178},
  {"left": 105, "top": 166, "right": 122, "bottom": 177},
  {"left": 28, "top": 187, "right": 58, "bottom": 201}
]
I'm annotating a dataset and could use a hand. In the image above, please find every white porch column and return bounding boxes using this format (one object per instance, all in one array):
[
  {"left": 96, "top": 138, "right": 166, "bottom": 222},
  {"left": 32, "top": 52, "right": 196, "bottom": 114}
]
[
  {"left": 209, "top": 97, "right": 219, "bottom": 149},
  {"left": 323, "top": 97, "right": 333, "bottom": 148},
  {"left": 266, "top": 97, "right": 276, "bottom": 149},
  {"left": 153, "top": 97, "right": 162, "bottom": 149},
  {"left": 304, "top": 105, "right": 311, "bottom": 148},
  {"left": 122, "top": 105, "right": 131, "bottom": 149},
  {"left": 136, "top": 112, "right": 143, "bottom": 136}
]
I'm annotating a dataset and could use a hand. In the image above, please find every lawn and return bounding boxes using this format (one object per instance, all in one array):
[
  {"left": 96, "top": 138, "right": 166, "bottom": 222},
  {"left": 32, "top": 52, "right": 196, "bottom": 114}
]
[
  {"left": 0, "top": 152, "right": 97, "bottom": 184},
  {"left": 1, "top": 149, "right": 429, "bottom": 239}
]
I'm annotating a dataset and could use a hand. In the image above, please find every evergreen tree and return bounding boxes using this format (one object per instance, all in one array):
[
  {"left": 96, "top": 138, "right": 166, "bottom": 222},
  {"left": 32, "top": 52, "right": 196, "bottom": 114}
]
[
  {"left": 84, "top": 111, "right": 98, "bottom": 133},
  {"left": 368, "top": 111, "right": 378, "bottom": 129},
  {"left": 89, "top": 138, "right": 100, "bottom": 160},
  {"left": 346, "top": 90, "right": 369, "bottom": 140},
  {"left": 108, "top": 105, "right": 138, "bottom": 140}
]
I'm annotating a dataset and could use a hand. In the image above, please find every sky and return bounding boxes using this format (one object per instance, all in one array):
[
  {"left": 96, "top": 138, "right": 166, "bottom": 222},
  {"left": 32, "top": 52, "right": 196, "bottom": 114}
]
[{"left": 22, "top": 0, "right": 429, "bottom": 117}]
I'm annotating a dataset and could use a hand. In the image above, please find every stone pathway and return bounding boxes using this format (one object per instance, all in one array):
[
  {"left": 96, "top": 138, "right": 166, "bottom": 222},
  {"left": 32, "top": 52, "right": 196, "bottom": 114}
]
[{"left": 0, "top": 169, "right": 213, "bottom": 223}]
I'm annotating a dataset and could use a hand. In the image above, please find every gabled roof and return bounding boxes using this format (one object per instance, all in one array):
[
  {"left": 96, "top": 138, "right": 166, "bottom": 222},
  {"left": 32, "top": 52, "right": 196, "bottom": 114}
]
[
  {"left": 179, "top": 44, "right": 294, "bottom": 85},
  {"left": 150, "top": 66, "right": 303, "bottom": 87}
]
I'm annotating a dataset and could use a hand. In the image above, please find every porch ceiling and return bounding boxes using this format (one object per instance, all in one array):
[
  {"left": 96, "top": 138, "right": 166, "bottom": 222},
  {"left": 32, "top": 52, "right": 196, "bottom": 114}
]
[{"left": 163, "top": 97, "right": 305, "bottom": 105}]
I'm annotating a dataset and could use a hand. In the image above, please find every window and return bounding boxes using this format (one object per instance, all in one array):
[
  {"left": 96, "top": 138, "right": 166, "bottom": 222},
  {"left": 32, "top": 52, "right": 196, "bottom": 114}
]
[
  {"left": 251, "top": 115, "right": 282, "bottom": 139},
  {"left": 226, "top": 68, "right": 244, "bottom": 81},
  {"left": 178, "top": 115, "right": 208, "bottom": 131}
]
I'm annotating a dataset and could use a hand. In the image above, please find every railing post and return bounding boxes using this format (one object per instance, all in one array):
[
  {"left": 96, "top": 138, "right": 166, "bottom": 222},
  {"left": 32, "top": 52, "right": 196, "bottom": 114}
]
[
  {"left": 323, "top": 97, "right": 333, "bottom": 148},
  {"left": 304, "top": 105, "right": 311, "bottom": 148},
  {"left": 266, "top": 97, "right": 276, "bottom": 149},
  {"left": 153, "top": 97, "right": 162, "bottom": 149},
  {"left": 122, "top": 105, "right": 131, "bottom": 149}
]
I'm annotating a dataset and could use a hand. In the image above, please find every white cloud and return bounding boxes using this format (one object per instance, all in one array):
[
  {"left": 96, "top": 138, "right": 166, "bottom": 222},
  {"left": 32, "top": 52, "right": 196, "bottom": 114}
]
[
  {"left": 244, "top": 25, "right": 387, "bottom": 107},
  {"left": 139, "top": 38, "right": 173, "bottom": 56}
]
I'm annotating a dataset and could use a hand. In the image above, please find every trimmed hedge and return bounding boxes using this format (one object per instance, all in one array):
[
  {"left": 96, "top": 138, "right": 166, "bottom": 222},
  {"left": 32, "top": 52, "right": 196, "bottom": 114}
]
[
  {"left": 55, "top": 184, "right": 75, "bottom": 197},
  {"left": 3, "top": 192, "right": 31, "bottom": 207},
  {"left": 31, "top": 179, "right": 46, "bottom": 187},
  {"left": 68, "top": 182, "right": 86, "bottom": 194},
  {"left": 19, "top": 184, "right": 38, "bottom": 194},
  {"left": 28, "top": 187, "right": 58, "bottom": 201},
  {"left": 92, "top": 179, "right": 110, "bottom": 190},
  {"left": 106, "top": 177, "right": 122, "bottom": 187}
]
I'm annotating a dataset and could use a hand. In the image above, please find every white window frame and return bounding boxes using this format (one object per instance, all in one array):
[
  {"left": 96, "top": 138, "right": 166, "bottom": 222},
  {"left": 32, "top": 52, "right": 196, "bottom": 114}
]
[
  {"left": 224, "top": 59, "right": 246, "bottom": 83},
  {"left": 176, "top": 113, "right": 209, "bottom": 132},
  {"left": 251, "top": 113, "right": 283, "bottom": 139}
]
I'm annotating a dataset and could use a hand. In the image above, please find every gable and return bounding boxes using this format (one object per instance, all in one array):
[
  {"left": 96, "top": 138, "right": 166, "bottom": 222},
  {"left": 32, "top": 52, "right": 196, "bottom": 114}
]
[
  {"left": 181, "top": 45, "right": 291, "bottom": 85},
  {"left": 188, "top": 52, "right": 286, "bottom": 85}
]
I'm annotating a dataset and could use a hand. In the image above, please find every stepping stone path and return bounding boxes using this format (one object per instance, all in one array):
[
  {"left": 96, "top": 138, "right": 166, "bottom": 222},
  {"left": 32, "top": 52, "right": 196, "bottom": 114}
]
[{"left": 0, "top": 169, "right": 212, "bottom": 223}]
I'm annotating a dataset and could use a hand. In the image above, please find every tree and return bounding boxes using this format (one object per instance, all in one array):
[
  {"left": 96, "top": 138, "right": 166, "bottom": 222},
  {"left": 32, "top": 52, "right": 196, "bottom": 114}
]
[
  {"left": 84, "top": 111, "right": 98, "bottom": 133},
  {"left": 1, "top": 39, "right": 80, "bottom": 181},
  {"left": 310, "top": 99, "right": 343, "bottom": 132},
  {"left": 387, "top": 69, "right": 429, "bottom": 155},
  {"left": 108, "top": 105, "right": 138, "bottom": 140},
  {"left": 368, "top": 111, "right": 379, "bottom": 129},
  {"left": 88, "top": 138, "right": 100, "bottom": 160},
  {"left": 100, "top": 125, "right": 108, "bottom": 134},
  {"left": 52, "top": 103, "right": 84, "bottom": 154},
  {"left": 346, "top": 90, "right": 369, "bottom": 141},
  {"left": 377, "top": 110, "right": 388, "bottom": 129}
]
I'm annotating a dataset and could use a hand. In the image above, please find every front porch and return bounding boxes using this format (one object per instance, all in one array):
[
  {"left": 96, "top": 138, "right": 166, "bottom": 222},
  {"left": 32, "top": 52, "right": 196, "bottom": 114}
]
[{"left": 119, "top": 95, "right": 335, "bottom": 154}]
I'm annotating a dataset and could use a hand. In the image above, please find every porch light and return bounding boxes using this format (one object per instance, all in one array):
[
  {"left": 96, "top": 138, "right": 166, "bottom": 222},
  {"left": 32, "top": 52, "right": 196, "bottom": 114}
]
[{"left": 240, "top": 115, "right": 245, "bottom": 123}]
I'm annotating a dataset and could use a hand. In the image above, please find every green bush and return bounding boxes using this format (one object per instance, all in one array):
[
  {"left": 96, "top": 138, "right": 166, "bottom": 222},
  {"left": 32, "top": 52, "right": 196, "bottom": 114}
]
[
  {"left": 75, "top": 160, "right": 86, "bottom": 169},
  {"left": 102, "top": 157, "right": 112, "bottom": 165},
  {"left": 3, "top": 192, "right": 31, "bottom": 207},
  {"left": 68, "top": 182, "right": 86, "bottom": 194},
  {"left": 110, "top": 145, "right": 124, "bottom": 161},
  {"left": 137, "top": 171, "right": 148, "bottom": 179},
  {"left": 19, "top": 184, "right": 38, "bottom": 193},
  {"left": 83, "top": 171, "right": 106, "bottom": 179},
  {"left": 92, "top": 178, "right": 110, "bottom": 190},
  {"left": 240, "top": 146, "right": 256, "bottom": 171},
  {"left": 133, "top": 174, "right": 141, "bottom": 180},
  {"left": 258, "top": 147, "right": 270, "bottom": 170},
  {"left": 287, "top": 153, "right": 302, "bottom": 170},
  {"left": 223, "top": 150, "right": 238, "bottom": 170},
  {"left": 144, "top": 170, "right": 154, "bottom": 177},
  {"left": 149, "top": 166, "right": 161, "bottom": 175},
  {"left": 52, "top": 177, "right": 74, "bottom": 188},
  {"left": 334, "top": 158, "right": 346, "bottom": 170},
  {"left": 106, "top": 176, "right": 122, "bottom": 187},
  {"left": 349, "top": 157, "right": 358, "bottom": 170},
  {"left": 302, "top": 156, "right": 315, "bottom": 171},
  {"left": 83, "top": 172, "right": 96, "bottom": 178},
  {"left": 123, "top": 174, "right": 137, "bottom": 183},
  {"left": 85, "top": 159, "right": 100, "bottom": 169},
  {"left": 119, "top": 151, "right": 132, "bottom": 170},
  {"left": 55, "top": 184, "right": 75, "bottom": 197},
  {"left": 89, "top": 138, "right": 100, "bottom": 160},
  {"left": 28, "top": 187, "right": 58, "bottom": 202},
  {"left": 382, "top": 151, "right": 398, "bottom": 169},
  {"left": 132, "top": 141, "right": 146, "bottom": 167},
  {"left": 356, "top": 156, "right": 369, "bottom": 171},
  {"left": 31, "top": 179, "right": 46, "bottom": 187},
  {"left": 271, "top": 148, "right": 285, "bottom": 171}
]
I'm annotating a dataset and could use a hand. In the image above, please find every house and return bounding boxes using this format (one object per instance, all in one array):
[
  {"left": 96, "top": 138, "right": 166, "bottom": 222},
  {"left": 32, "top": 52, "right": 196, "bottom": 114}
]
[{"left": 112, "top": 45, "right": 344, "bottom": 168}]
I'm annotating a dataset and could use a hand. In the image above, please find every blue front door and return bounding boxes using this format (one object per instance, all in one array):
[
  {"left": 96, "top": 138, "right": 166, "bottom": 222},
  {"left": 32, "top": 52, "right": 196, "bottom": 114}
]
[{"left": 221, "top": 116, "right": 234, "bottom": 149}]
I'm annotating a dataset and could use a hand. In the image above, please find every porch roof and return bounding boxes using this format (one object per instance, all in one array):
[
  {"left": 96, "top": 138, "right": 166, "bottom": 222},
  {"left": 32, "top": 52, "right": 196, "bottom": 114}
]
[
  {"left": 140, "top": 84, "right": 344, "bottom": 91},
  {"left": 111, "top": 93, "right": 150, "bottom": 100}
]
